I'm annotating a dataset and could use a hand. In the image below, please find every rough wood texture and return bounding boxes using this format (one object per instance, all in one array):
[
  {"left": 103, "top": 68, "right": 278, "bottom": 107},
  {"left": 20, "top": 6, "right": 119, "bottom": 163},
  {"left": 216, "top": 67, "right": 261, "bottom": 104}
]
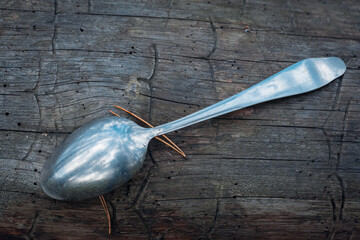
[{"left": 0, "top": 0, "right": 359, "bottom": 239}]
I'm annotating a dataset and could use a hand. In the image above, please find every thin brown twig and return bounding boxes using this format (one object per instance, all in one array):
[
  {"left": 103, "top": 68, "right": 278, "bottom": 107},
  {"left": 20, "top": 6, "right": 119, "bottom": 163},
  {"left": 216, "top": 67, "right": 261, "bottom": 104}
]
[
  {"left": 99, "top": 195, "right": 111, "bottom": 234},
  {"left": 113, "top": 105, "right": 186, "bottom": 156},
  {"left": 109, "top": 108, "right": 186, "bottom": 157}
]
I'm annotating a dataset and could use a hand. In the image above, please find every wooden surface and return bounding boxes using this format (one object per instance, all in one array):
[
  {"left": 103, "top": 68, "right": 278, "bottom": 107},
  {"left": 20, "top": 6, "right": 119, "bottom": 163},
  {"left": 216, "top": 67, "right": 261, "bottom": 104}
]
[{"left": 1, "top": 0, "right": 359, "bottom": 239}]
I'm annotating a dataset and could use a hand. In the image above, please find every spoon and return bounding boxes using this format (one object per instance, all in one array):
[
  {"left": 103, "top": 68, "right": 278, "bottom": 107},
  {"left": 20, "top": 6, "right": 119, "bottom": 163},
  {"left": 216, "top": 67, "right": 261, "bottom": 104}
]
[{"left": 41, "top": 57, "right": 346, "bottom": 201}]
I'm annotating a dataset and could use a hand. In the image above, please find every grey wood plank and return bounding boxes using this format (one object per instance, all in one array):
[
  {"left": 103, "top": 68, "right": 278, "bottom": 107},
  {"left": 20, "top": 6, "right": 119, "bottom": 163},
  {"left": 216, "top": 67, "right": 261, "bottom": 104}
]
[{"left": 0, "top": 0, "right": 359, "bottom": 239}]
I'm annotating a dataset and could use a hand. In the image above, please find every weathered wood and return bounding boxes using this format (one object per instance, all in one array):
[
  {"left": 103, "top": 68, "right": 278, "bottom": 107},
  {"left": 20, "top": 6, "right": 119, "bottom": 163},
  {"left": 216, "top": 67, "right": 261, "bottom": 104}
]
[{"left": 0, "top": 0, "right": 359, "bottom": 239}]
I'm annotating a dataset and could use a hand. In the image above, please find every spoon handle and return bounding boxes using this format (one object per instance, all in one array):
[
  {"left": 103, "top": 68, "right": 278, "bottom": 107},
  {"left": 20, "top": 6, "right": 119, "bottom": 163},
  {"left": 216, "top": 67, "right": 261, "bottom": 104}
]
[{"left": 152, "top": 57, "right": 346, "bottom": 136}]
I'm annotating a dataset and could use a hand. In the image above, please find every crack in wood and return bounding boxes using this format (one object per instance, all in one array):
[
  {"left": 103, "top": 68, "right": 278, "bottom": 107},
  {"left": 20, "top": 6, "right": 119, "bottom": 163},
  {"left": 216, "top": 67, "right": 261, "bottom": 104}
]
[
  {"left": 336, "top": 99, "right": 351, "bottom": 169},
  {"left": 0, "top": 128, "right": 70, "bottom": 135},
  {"left": 322, "top": 76, "right": 344, "bottom": 127},
  {"left": 258, "top": 124, "right": 330, "bottom": 130},
  {"left": 335, "top": 173, "right": 345, "bottom": 222},
  {"left": 322, "top": 129, "right": 332, "bottom": 166},
  {"left": 51, "top": 25, "right": 58, "bottom": 55},
  {"left": 87, "top": 0, "right": 92, "bottom": 13},
  {"left": 327, "top": 95, "right": 350, "bottom": 240},
  {"left": 148, "top": 44, "right": 158, "bottom": 123},
  {"left": 328, "top": 197, "right": 337, "bottom": 240},
  {"left": 0, "top": 7, "right": 51, "bottom": 13},
  {"left": 154, "top": 195, "right": 309, "bottom": 202},
  {"left": 27, "top": 210, "right": 38, "bottom": 240},
  {"left": 323, "top": 98, "right": 350, "bottom": 238},
  {"left": 147, "top": 149, "right": 158, "bottom": 167},
  {"left": 22, "top": 59, "right": 43, "bottom": 161},
  {"left": 138, "top": 92, "right": 199, "bottom": 106},
  {"left": 205, "top": 200, "right": 220, "bottom": 239},
  {"left": 330, "top": 196, "right": 337, "bottom": 222},
  {"left": 54, "top": 0, "right": 58, "bottom": 15},
  {"left": 205, "top": 15, "right": 218, "bottom": 101},
  {"left": 166, "top": 0, "right": 173, "bottom": 19},
  {"left": 0, "top": 174, "right": 9, "bottom": 191},
  {"left": 0, "top": 93, "right": 22, "bottom": 96},
  {"left": 52, "top": 64, "right": 63, "bottom": 140},
  {"left": 135, "top": 208, "right": 152, "bottom": 240},
  {"left": 51, "top": 0, "right": 58, "bottom": 54},
  {"left": 130, "top": 163, "right": 154, "bottom": 209},
  {"left": 0, "top": 189, "right": 38, "bottom": 196},
  {"left": 327, "top": 172, "right": 346, "bottom": 240},
  {"left": 71, "top": 11, "right": 211, "bottom": 24},
  {"left": 240, "top": 0, "right": 246, "bottom": 18},
  {"left": 206, "top": 15, "right": 217, "bottom": 59}
]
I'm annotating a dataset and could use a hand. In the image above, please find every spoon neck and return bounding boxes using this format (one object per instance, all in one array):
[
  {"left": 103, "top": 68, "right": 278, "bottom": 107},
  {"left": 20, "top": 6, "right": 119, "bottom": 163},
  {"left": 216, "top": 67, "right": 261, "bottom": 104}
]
[
  {"left": 137, "top": 127, "right": 159, "bottom": 141},
  {"left": 152, "top": 94, "right": 249, "bottom": 136}
]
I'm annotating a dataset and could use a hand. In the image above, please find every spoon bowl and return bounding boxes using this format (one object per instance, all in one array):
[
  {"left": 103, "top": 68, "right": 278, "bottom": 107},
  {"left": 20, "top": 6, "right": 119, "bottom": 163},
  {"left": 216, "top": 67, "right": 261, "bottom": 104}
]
[
  {"left": 41, "top": 117, "right": 153, "bottom": 200},
  {"left": 41, "top": 57, "right": 346, "bottom": 201}
]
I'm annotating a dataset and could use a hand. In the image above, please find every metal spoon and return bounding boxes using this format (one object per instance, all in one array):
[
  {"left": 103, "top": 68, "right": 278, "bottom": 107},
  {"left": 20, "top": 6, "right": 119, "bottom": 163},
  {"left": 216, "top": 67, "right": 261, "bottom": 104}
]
[{"left": 41, "top": 57, "right": 346, "bottom": 201}]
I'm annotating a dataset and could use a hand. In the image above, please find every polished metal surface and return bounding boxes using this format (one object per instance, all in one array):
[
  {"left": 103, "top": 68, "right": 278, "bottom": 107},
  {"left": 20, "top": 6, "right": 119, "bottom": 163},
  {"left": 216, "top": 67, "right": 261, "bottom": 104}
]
[
  {"left": 41, "top": 117, "right": 153, "bottom": 200},
  {"left": 41, "top": 57, "right": 346, "bottom": 201}
]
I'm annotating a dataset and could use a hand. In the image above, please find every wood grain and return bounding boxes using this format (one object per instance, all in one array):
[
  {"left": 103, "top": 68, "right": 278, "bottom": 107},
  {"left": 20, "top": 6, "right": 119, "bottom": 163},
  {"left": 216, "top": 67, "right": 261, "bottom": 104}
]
[{"left": 0, "top": 0, "right": 359, "bottom": 239}]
